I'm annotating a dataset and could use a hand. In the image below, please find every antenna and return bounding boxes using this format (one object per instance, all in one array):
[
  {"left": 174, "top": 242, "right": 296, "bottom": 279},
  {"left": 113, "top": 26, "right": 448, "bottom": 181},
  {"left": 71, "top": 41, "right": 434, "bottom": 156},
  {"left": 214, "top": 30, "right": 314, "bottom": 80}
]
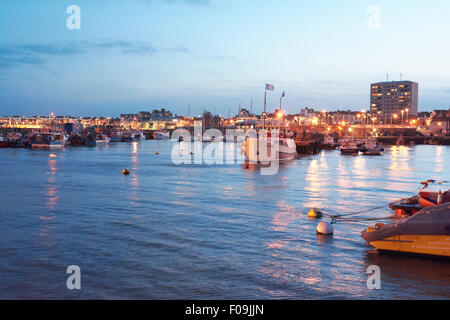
[
  {"left": 387, "top": 74, "right": 389, "bottom": 82},
  {"left": 250, "top": 97, "right": 253, "bottom": 115},
  {"left": 400, "top": 73, "right": 403, "bottom": 81}
]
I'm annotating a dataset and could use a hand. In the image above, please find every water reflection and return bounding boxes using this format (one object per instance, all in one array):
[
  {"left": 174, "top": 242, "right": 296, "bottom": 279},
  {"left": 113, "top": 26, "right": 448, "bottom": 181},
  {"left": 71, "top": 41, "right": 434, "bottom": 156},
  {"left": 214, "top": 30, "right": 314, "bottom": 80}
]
[
  {"left": 40, "top": 154, "right": 58, "bottom": 243},
  {"left": 435, "top": 146, "right": 443, "bottom": 173},
  {"left": 45, "top": 156, "right": 58, "bottom": 211}
]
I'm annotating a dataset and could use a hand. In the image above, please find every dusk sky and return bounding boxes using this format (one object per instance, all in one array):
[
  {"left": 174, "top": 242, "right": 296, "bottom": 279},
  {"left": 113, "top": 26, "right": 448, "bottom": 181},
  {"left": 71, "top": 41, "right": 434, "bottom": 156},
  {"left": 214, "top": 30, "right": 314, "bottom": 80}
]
[{"left": 1, "top": 0, "right": 450, "bottom": 117}]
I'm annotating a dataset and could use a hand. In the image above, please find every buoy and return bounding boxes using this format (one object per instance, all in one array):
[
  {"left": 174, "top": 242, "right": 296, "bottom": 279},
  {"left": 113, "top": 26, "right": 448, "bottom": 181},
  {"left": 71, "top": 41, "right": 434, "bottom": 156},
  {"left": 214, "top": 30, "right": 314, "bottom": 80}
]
[
  {"left": 307, "top": 207, "right": 323, "bottom": 218},
  {"left": 122, "top": 169, "right": 130, "bottom": 175},
  {"left": 49, "top": 153, "right": 57, "bottom": 158},
  {"left": 316, "top": 221, "right": 333, "bottom": 235},
  {"left": 155, "top": 152, "right": 159, "bottom": 155},
  {"left": 190, "top": 151, "right": 194, "bottom": 155}
]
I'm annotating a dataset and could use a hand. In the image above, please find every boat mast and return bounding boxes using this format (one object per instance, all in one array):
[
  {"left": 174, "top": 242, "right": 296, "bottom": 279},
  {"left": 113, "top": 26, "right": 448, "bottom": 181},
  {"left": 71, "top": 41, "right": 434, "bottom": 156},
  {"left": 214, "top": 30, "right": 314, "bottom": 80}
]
[{"left": 263, "top": 91, "right": 266, "bottom": 130}]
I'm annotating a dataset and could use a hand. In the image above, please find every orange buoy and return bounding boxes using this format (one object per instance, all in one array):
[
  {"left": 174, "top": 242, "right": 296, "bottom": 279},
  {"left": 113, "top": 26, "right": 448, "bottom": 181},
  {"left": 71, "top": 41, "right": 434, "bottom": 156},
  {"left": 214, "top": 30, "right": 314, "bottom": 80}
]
[
  {"left": 155, "top": 152, "right": 159, "bottom": 155},
  {"left": 122, "top": 169, "right": 130, "bottom": 175}
]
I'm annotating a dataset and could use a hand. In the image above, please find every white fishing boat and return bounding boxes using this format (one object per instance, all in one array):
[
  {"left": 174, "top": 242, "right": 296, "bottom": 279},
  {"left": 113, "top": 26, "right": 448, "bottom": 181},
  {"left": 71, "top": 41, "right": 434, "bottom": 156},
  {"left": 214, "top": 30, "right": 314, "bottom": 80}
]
[{"left": 243, "top": 134, "right": 297, "bottom": 163}]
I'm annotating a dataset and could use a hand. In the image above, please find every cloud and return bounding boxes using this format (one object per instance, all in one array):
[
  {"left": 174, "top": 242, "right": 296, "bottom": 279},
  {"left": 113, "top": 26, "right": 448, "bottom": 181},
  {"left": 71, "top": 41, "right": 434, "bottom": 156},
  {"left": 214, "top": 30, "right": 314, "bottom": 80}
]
[
  {"left": 163, "top": 0, "right": 211, "bottom": 5},
  {"left": 0, "top": 40, "right": 189, "bottom": 69}
]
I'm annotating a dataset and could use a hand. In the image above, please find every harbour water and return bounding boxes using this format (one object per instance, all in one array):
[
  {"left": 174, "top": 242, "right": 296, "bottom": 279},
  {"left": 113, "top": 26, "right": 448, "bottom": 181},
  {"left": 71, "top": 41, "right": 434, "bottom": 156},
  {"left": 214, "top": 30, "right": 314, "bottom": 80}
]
[{"left": 0, "top": 142, "right": 449, "bottom": 299}]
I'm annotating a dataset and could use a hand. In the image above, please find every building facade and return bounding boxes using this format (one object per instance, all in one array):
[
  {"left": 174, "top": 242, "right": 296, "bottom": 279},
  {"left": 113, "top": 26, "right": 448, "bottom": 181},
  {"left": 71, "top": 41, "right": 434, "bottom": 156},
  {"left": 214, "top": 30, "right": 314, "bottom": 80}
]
[{"left": 370, "top": 81, "right": 418, "bottom": 117}]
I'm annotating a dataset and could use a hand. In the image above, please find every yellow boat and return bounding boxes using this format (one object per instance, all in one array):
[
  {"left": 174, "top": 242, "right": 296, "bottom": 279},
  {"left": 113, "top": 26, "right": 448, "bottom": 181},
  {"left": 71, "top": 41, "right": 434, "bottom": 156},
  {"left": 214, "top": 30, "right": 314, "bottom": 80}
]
[{"left": 362, "top": 203, "right": 450, "bottom": 257}]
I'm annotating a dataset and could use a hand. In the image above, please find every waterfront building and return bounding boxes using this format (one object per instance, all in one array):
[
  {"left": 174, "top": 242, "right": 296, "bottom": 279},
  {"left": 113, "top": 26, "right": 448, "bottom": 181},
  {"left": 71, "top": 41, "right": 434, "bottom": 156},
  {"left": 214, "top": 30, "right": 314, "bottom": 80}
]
[
  {"left": 429, "top": 109, "right": 450, "bottom": 135},
  {"left": 370, "top": 80, "right": 419, "bottom": 117}
]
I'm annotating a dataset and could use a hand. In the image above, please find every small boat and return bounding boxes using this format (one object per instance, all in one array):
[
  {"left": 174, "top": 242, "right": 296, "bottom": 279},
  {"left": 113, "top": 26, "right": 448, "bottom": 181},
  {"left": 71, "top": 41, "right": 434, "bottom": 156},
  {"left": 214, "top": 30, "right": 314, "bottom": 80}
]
[
  {"left": 109, "top": 132, "right": 123, "bottom": 143},
  {"left": 339, "top": 138, "right": 360, "bottom": 155},
  {"left": 95, "top": 134, "right": 110, "bottom": 144},
  {"left": 30, "top": 131, "right": 67, "bottom": 150},
  {"left": 243, "top": 133, "right": 297, "bottom": 163},
  {"left": 360, "top": 139, "right": 383, "bottom": 156},
  {"left": 389, "top": 181, "right": 450, "bottom": 217},
  {"left": 361, "top": 203, "right": 450, "bottom": 257},
  {"left": 84, "top": 134, "right": 97, "bottom": 147},
  {"left": 322, "top": 135, "right": 336, "bottom": 150},
  {"left": 0, "top": 133, "right": 10, "bottom": 148},
  {"left": 50, "top": 132, "right": 67, "bottom": 149},
  {"left": 396, "top": 136, "right": 405, "bottom": 146},
  {"left": 133, "top": 131, "right": 145, "bottom": 141},
  {"left": 7, "top": 132, "right": 24, "bottom": 148},
  {"left": 30, "top": 133, "right": 50, "bottom": 149},
  {"left": 121, "top": 132, "right": 134, "bottom": 142},
  {"left": 68, "top": 133, "right": 85, "bottom": 146},
  {"left": 153, "top": 130, "right": 170, "bottom": 140}
]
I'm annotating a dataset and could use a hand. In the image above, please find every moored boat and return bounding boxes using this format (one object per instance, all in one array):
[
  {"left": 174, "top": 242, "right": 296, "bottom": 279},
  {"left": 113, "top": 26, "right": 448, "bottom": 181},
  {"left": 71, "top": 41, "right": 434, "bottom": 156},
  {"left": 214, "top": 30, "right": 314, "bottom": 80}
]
[
  {"left": 95, "top": 133, "right": 110, "bottom": 144},
  {"left": 153, "top": 130, "right": 170, "bottom": 140},
  {"left": 7, "top": 132, "right": 24, "bottom": 148},
  {"left": 322, "top": 135, "right": 336, "bottom": 150},
  {"left": 360, "top": 139, "right": 384, "bottom": 156},
  {"left": 339, "top": 138, "right": 360, "bottom": 155},
  {"left": 0, "top": 133, "right": 10, "bottom": 148},
  {"left": 85, "top": 134, "right": 97, "bottom": 147},
  {"left": 362, "top": 203, "right": 450, "bottom": 257},
  {"left": 389, "top": 181, "right": 450, "bottom": 217},
  {"left": 109, "top": 132, "right": 123, "bottom": 143},
  {"left": 49, "top": 132, "right": 67, "bottom": 149},
  {"left": 30, "top": 133, "right": 51, "bottom": 149},
  {"left": 243, "top": 133, "right": 297, "bottom": 163}
]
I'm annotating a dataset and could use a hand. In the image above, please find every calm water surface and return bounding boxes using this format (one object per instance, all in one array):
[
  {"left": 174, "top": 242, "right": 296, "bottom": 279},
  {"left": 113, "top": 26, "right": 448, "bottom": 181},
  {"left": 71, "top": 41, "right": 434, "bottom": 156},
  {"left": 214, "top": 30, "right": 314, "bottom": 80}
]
[{"left": 0, "top": 142, "right": 449, "bottom": 299}]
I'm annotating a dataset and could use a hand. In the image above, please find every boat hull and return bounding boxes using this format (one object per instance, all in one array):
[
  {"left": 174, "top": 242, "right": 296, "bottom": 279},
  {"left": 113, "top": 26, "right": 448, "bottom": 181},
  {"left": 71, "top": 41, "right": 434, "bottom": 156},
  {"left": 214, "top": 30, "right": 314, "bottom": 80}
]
[
  {"left": 362, "top": 203, "right": 450, "bottom": 257},
  {"left": 340, "top": 149, "right": 360, "bottom": 155},
  {"left": 243, "top": 138, "right": 297, "bottom": 163},
  {"left": 153, "top": 132, "right": 170, "bottom": 140},
  {"left": 365, "top": 235, "right": 450, "bottom": 257}
]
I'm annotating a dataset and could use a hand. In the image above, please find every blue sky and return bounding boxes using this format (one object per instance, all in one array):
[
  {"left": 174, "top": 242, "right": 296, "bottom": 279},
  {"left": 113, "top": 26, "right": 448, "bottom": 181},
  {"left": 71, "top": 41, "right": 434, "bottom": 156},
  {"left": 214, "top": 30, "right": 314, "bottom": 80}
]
[{"left": 1, "top": 0, "right": 450, "bottom": 117}]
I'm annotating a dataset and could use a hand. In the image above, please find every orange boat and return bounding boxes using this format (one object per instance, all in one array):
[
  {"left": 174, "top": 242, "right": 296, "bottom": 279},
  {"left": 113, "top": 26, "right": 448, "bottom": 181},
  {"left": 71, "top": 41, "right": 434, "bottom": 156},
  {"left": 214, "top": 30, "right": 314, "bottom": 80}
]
[{"left": 389, "top": 180, "right": 450, "bottom": 217}]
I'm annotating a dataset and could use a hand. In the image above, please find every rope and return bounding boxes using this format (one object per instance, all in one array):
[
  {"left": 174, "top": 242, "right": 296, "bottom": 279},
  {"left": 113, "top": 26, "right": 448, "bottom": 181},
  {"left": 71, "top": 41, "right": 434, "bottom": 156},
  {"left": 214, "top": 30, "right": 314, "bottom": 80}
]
[
  {"left": 317, "top": 204, "right": 398, "bottom": 225},
  {"left": 323, "top": 204, "right": 388, "bottom": 219}
]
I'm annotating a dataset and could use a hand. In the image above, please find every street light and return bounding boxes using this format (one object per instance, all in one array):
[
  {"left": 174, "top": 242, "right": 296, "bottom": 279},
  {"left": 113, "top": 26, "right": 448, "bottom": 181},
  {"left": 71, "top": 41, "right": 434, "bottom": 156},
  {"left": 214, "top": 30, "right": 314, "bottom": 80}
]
[{"left": 405, "top": 108, "right": 409, "bottom": 125}]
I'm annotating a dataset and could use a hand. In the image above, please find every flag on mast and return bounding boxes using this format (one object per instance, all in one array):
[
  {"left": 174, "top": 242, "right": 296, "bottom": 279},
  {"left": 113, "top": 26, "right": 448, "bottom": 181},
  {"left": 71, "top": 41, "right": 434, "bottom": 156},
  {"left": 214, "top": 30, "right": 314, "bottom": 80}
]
[
  {"left": 281, "top": 91, "right": 285, "bottom": 98},
  {"left": 265, "top": 83, "right": 274, "bottom": 91}
]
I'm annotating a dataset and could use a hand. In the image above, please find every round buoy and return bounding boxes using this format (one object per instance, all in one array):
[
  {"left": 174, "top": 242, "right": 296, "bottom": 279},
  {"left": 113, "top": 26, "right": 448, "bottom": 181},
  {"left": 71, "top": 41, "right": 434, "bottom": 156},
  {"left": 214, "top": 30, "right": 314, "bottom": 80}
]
[
  {"left": 122, "top": 169, "right": 130, "bottom": 175},
  {"left": 49, "top": 153, "right": 57, "bottom": 158},
  {"left": 155, "top": 152, "right": 159, "bottom": 155},
  {"left": 307, "top": 207, "right": 323, "bottom": 218},
  {"left": 190, "top": 152, "right": 194, "bottom": 155},
  {"left": 316, "top": 221, "right": 333, "bottom": 235}
]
